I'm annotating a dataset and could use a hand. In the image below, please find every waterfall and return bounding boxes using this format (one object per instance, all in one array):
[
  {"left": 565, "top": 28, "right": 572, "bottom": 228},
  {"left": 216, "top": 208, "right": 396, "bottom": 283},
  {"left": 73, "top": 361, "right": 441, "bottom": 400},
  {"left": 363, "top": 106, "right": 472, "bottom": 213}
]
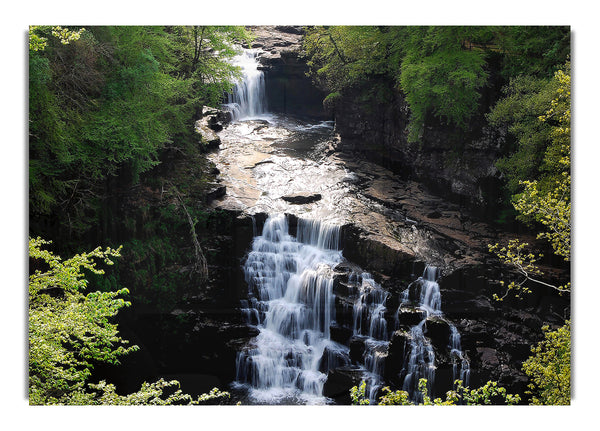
[
  {"left": 350, "top": 272, "right": 390, "bottom": 402},
  {"left": 396, "top": 266, "right": 470, "bottom": 401},
  {"left": 235, "top": 214, "right": 348, "bottom": 404},
  {"left": 225, "top": 49, "right": 267, "bottom": 120},
  {"left": 235, "top": 216, "right": 469, "bottom": 404}
]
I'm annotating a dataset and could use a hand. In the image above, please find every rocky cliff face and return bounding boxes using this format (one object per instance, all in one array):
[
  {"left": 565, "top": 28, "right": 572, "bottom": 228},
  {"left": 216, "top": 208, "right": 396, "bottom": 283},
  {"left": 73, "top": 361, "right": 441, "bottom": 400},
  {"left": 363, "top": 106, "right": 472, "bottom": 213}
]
[
  {"left": 331, "top": 85, "right": 507, "bottom": 217},
  {"left": 249, "top": 26, "right": 330, "bottom": 119}
]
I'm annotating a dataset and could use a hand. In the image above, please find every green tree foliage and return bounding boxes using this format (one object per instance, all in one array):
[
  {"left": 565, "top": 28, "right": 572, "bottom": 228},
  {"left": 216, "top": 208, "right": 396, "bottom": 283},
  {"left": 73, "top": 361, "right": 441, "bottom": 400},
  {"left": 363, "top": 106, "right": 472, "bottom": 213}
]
[
  {"left": 350, "top": 378, "right": 520, "bottom": 406},
  {"left": 522, "top": 321, "right": 571, "bottom": 405},
  {"left": 487, "top": 67, "right": 571, "bottom": 406},
  {"left": 398, "top": 27, "right": 490, "bottom": 141},
  {"left": 304, "top": 26, "right": 391, "bottom": 99},
  {"left": 487, "top": 74, "right": 558, "bottom": 196},
  {"left": 29, "top": 237, "right": 132, "bottom": 404},
  {"left": 304, "top": 26, "right": 569, "bottom": 144},
  {"left": 28, "top": 237, "right": 230, "bottom": 405},
  {"left": 489, "top": 65, "right": 571, "bottom": 299},
  {"left": 494, "top": 26, "right": 570, "bottom": 79},
  {"left": 29, "top": 25, "right": 249, "bottom": 236}
]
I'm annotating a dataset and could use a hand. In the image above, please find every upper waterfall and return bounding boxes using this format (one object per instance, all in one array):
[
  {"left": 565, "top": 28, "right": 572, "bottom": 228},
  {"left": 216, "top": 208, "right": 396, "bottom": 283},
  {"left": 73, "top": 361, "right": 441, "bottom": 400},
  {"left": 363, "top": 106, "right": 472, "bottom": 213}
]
[{"left": 225, "top": 49, "right": 268, "bottom": 120}]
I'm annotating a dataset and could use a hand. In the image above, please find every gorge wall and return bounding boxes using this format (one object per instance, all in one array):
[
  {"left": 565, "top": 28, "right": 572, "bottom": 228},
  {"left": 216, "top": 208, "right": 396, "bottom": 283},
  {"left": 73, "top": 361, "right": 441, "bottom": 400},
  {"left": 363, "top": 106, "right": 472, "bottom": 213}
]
[
  {"left": 250, "top": 26, "right": 330, "bottom": 120},
  {"left": 330, "top": 85, "right": 508, "bottom": 219}
]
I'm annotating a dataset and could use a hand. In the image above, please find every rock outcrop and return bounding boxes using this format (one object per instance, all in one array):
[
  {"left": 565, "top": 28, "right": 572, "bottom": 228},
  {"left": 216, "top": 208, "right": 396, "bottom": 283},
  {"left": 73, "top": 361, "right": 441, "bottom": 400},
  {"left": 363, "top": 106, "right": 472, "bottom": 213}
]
[
  {"left": 281, "top": 192, "right": 322, "bottom": 204},
  {"left": 330, "top": 86, "right": 507, "bottom": 216},
  {"left": 195, "top": 106, "right": 233, "bottom": 150},
  {"left": 248, "top": 26, "right": 330, "bottom": 119}
]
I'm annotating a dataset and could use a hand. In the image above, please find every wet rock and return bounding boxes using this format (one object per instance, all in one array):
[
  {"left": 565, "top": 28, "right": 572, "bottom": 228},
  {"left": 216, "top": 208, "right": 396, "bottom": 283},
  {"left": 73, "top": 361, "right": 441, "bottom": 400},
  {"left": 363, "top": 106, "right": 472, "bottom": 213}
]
[
  {"left": 424, "top": 316, "right": 452, "bottom": 351},
  {"left": 206, "top": 184, "right": 226, "bottom": 202},
  {"left": 318, "top": 345, "right": 351, "bottom": 373},
  {"left": 334, "top": 296, "right": 355, "bottom": 329},
  {"left": 281, "top": 192, "right": 322, "bottom": 204},
  {"left": 383, "top": 330, "right": 411, "bottom": 385},
  {"left": 195, "top": 121, "right": 221, "bottom": 149},
  {"left": 395, "top": 307, "right": 427, "bottom": 328},
  {"left": 322, "top": 366, "right": 364, "bottom": 404},
  {"left": 349, "top": 336, "right": 366, "bottom": 364},
  {"left": 202, "top": 105, "right": 233, "bottom": 125},
  {"left": 195, "top": 106, "right": 233, "bottom": 150},
  {"left": 333, "top": 277, "right": 354, "bottom": 298},
  {"left": 248, "top": 26, "right": 329, "bottom": 119},
  {"left": 330, "top": 324, "right": 353, "bottom": 345},
  {"left": 342, "top": 226, "right": 416, "bottom": 278}
]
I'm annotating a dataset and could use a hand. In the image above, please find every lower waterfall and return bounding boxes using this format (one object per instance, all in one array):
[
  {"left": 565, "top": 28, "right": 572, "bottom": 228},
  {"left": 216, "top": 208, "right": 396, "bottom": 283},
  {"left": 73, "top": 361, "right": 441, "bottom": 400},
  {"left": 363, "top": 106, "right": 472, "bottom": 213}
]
[
  {"left": 396, "top": 266, "right": 471, "bottom": 401},
  {"left": 234, "top": 214, "right": 470, "bottom": 404},
  {"left": 235, "top": 214, "right": 347, "bottom": 404}
]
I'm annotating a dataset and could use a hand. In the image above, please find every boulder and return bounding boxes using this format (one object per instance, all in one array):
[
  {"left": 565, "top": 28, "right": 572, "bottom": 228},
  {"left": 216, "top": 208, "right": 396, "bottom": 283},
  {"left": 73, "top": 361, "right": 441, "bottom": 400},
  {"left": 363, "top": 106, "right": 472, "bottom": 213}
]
[
  {"left": 349, "top": 336, "right": 366, "bottom": 364},
  {"left": 322, "top": 366, "right": 364, "bottom": 404},
  {"left": 281, "top": 192, "right": 322, "bottom": 204},
  {"left": 318, "top": 345, "right": 351, "bottom": 373},
  {"left": 395, "top": 307, "right": 427, "bottom": 328},
  {"left": 206, "top": 184, "right": 226, "bottom": 202},
  {"left": 195, "top": 121, "right": 221, "bottom": 149},
  {"left": 330, "top": 324, "right": 353, "bottom": 345},
  {"left": 383, "top": 330, "right": 411, "bottom": 385},
  {"left": 424, "top": 316, "right": 452, "bottom": 351},
  {"left": 195, "top": 106, "right": 233, "bottom": 150},
  {"left": 202, "top": 105, "right": 233, "bottom": 125}
]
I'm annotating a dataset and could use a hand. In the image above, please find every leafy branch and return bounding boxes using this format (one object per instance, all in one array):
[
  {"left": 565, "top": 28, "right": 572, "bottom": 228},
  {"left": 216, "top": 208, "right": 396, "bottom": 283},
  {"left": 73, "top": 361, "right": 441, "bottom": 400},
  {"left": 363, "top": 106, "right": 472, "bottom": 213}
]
[{"left": 351, "top": 378, "right": 520, "bottom": 405}]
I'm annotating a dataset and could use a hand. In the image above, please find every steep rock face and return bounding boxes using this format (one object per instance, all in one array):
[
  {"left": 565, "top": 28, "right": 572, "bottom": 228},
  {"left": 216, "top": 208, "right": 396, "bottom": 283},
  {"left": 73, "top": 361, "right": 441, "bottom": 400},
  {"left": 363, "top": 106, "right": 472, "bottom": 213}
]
[
  {"left": 437, "top": 265, "right": 568, "bottom": 396},
  {"left": 249, "top": 26, "right": 330, "bottom": 119},
  {"left": 331, "top": 86, "right": 507, "bottom": 215}
]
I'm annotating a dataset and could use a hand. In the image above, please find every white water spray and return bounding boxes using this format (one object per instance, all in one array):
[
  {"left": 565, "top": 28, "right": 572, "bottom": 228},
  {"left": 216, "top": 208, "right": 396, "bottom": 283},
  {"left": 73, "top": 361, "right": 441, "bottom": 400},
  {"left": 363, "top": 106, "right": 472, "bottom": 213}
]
[
  {"left": 235, "top": 215, "right": 348, "bottom": 404},
  {"left": 225, "top": 49, "right": 267, "bottom": 120}
]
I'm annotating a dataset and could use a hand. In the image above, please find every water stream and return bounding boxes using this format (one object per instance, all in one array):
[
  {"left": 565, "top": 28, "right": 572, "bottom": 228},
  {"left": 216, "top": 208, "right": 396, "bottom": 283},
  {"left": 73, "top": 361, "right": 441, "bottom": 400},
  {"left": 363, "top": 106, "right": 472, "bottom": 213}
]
[{"left": 396, "top": 266, "right": 471, "bottom": 401}]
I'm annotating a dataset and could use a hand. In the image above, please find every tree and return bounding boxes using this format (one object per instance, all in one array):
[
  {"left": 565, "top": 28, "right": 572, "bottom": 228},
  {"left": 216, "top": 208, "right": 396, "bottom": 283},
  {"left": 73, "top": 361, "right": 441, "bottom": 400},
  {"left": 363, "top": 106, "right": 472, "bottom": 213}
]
[
  {"left": 304, "top": 26, "right": 495, "bottom": 142},
  {"left": 304, "top": 26, "right": 569, "bottom": 145},
  {"left": 398, "top": 26, "right": 491, "bottom": 142},
  {"left": 29, "top": 237, "right": 131, "bottom": 404},
  {"left": 304, "top": 26, "right": 390, "bottom": 93},
  {"left": 487, "top": 65, "right": 571, "bottom": 406},
  {"left": 28, "top": 237, "right": 230, "bottom": 405},
  {"left": 488, "top": 64, "right": 571, "bottom": 300},
  {"left": 522, "top": 321, "right": 571, "bottom": 405},
  {"left": 29, "top": 25, "right": 250, "bottom": 238},
  {"left": 487, "top": 74, "right": 557, "bottom": 196}
]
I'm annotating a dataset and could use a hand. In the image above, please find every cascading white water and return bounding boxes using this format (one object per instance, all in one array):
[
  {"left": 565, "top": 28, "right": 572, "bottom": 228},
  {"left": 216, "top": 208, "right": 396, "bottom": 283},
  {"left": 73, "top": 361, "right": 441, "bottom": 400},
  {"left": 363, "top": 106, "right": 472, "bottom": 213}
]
[
  {"left": 235, "top": 214, "right": 349, "bottom": 404},
  {"left": 450, "top": 325, "right": 471, "bottom": 386},
  {"left": 349, "top": 271, "right": 390, "bottom": 401},
  {"left": 236, "top": 219, "right": 470, "bottom": 404},
  {"left": 225, "top": 49, "right": 267, "bottom": 120},
  {"left": 396, "top": 266, "right": 470, "bottom": 400}
]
